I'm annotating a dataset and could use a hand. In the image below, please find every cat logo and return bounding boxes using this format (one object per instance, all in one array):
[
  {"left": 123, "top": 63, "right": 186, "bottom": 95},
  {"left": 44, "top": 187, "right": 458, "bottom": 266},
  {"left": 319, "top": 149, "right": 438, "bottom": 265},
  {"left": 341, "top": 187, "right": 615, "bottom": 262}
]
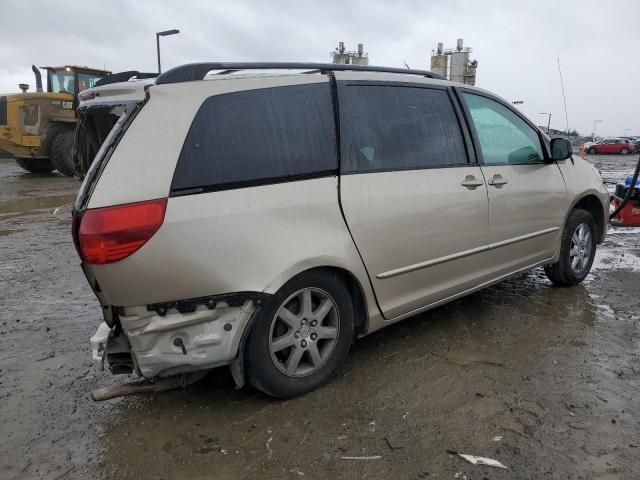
[{"left": 62, "top": 101, "right": 73, "bottom": 109}]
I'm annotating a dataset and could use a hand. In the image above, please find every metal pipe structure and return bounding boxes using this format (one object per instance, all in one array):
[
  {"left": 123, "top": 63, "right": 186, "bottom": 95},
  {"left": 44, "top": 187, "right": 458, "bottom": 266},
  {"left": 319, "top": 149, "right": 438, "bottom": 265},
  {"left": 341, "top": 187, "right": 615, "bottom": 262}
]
[
  {"left": 156, "top": 29, "right": 180, "bottom": 74},
  {"left": 592, "top": 119, "right": 603, "bottom": 141},
  {"left": 539, "top": 113, "right": 552, "bottom": 134}
]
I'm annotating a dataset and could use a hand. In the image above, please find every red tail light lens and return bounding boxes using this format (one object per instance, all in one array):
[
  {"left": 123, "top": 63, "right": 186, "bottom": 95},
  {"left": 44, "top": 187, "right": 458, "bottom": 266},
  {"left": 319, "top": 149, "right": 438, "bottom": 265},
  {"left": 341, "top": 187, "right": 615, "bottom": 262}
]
[{"left": 78, "top": 198, "right": 167, "bottom": 264}]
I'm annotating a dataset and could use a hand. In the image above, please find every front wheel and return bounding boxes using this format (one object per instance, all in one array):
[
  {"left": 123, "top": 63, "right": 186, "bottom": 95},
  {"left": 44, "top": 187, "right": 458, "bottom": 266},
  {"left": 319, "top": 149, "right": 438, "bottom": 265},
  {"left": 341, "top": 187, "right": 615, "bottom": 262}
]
[
  {"left": 620, "top": 148, "right": 629, "bottom": 155},
  {"left": 544, "top": 209, "right": 597, "bottom": 286},
  {"left": 245, "top": 271, "right": 355, "bottom": 398},
  {"left": 587, "top": 147, "right": 597, "bottom": 154}
]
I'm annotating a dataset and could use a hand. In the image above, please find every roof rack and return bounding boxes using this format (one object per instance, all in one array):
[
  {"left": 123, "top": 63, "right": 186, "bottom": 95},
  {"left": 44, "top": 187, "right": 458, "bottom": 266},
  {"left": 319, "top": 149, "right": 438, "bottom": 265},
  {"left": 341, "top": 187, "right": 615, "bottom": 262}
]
[
  {"left": 95, "top": 71, "right": 158, "bottom": 87},
  {"left": 155, "top": 62, "right": 444, "bottom": 85}
]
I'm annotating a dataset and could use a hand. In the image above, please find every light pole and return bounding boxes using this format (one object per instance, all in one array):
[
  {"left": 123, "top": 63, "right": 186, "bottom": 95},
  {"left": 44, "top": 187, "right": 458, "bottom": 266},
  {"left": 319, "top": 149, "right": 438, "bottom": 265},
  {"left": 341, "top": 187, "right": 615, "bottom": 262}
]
[
  {"left": 592, "top": 119, "right": 603, "bottom": 141},
  {"left": 538, "top": 112, "right": 552, "bottom": 134},
  {"left": 156, "top": 29, "right": 180, "bottom": 74}
]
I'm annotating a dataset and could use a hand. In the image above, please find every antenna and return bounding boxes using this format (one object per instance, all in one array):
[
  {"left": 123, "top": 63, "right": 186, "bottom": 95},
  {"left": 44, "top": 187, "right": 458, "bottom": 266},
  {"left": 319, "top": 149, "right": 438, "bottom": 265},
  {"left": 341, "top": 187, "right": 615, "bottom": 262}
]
[{"left": 557, "top": 57, "right": 569, "bottom": 135}]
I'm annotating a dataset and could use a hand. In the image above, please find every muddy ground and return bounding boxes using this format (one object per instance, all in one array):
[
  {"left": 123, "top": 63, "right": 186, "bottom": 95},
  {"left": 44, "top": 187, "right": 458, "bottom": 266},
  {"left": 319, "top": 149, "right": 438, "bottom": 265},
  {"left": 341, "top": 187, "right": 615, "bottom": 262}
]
[{"left": 0, "top": 154, "right": 639, "bottom": 480}]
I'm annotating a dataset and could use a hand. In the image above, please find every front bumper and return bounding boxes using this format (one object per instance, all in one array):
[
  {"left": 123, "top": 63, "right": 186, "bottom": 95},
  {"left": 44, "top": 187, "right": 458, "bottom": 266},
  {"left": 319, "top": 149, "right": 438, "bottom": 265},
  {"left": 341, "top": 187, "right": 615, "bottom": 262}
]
[{"left": 91, "top": 298, "right": 259, "bottom": 378}]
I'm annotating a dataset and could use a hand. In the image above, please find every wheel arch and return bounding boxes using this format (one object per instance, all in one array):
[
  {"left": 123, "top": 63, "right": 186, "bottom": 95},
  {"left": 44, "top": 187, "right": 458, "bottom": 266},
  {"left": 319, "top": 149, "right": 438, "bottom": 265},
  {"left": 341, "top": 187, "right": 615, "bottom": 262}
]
[
  {"left": 310, "top": 266, "right": 369, "bottom": 337},
  {"left": 265, "top": 263, "right": 371, "bottom": 337},
  {"left": 570, "top": 193, "right": 607, "bottom": 243},
  {"left": 230, "top": 264, "right": 371, "bottom": 390}
]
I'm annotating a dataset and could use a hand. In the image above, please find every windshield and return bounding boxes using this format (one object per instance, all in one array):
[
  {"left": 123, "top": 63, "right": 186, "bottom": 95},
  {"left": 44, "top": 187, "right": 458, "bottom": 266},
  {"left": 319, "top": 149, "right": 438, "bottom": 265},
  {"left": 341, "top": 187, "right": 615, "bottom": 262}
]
[
  {"left": 47, "top": 70, "right": 106, "bottom": 93},
  {"left": 48, "top": 69, "right": 75, "bottom": 93}
]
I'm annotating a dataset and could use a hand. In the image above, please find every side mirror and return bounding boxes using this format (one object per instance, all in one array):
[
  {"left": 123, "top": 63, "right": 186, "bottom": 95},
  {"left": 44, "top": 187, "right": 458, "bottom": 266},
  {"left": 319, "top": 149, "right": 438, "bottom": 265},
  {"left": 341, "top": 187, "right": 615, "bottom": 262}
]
[{"left": 550, "top": 137, "right": 573, "bottom": 161}]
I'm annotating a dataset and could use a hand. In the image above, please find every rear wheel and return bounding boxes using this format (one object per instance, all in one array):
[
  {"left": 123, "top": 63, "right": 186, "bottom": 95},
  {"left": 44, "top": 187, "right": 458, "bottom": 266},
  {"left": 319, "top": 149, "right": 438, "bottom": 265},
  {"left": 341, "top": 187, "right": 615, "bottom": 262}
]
[
  {"left": 245, "top": 271, "right": 355, "bottom": 398},
  {"left": 15, "top": 157, "right": 54, "bottom": 174},
  {"left": 620, "top": 148, "right": 629, "bottom": 155},
  {"left": 544, "top": 209, "right": 597, "bottom": 286},
  {"left": 587, "top": 147, "right": 597, "bottom": 154},
  {"left": 50, "top": 130, "right": 76, "bottom": 176}
]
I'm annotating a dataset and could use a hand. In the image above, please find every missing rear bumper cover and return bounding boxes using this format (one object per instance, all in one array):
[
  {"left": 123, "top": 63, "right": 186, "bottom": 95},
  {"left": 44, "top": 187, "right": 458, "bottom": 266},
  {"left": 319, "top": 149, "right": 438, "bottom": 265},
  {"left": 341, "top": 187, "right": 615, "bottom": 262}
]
[{"left": 146, "top": 291, "right": 269, "bottom": 316}]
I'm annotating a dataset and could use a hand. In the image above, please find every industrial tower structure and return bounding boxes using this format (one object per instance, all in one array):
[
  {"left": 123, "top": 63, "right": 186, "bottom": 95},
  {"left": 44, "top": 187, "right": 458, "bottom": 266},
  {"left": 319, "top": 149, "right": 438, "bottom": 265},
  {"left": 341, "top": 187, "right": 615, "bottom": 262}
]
[
  {"left": 331, "top": 42, "right": 369, "bottom": 65},
  {"left": 430, "top": 39, "right": 478, "bottom": 85}
]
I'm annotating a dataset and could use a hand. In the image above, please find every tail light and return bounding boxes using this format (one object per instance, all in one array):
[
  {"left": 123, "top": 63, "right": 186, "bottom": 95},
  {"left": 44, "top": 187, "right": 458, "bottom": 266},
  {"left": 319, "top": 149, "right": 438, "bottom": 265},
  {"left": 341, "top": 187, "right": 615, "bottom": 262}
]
[{"left": 75, "top": 198, "right": 167, "bottom": 264}]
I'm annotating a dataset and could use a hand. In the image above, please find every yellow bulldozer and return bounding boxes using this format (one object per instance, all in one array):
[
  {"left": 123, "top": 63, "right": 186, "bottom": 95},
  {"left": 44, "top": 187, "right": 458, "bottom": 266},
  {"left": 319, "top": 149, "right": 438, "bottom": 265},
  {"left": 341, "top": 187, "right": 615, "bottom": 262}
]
[{"left": 0, "top": 65, "right": 110, "bottom": 175}]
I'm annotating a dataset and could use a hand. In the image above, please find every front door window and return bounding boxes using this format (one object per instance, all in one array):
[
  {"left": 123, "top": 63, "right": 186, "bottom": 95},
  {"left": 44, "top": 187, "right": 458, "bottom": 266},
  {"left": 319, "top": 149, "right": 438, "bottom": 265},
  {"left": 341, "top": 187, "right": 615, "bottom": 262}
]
[{"left": 462, "top": 92, "right": 544, "bottom": 165}]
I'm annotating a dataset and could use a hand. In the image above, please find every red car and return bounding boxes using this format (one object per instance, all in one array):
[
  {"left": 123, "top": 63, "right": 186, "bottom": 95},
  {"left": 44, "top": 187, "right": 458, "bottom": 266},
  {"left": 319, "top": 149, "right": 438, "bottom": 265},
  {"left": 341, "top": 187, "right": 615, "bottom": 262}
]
[{"left": 586, "top": 138, "right": 635, "bottom": 155}]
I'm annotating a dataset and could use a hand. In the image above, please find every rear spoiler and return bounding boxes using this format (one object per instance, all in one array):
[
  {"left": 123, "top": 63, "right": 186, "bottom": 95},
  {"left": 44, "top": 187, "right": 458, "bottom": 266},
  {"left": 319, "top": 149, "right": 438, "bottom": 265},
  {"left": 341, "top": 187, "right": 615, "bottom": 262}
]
[{"left": 95, "top": 71, "right": 158, "bottom": 87}]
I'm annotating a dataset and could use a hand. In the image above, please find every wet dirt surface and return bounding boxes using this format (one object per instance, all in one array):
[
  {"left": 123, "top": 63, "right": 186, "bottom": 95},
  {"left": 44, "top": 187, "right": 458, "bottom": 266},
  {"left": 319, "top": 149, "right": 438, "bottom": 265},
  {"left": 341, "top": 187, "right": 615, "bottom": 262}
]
[{"left": 0, "top": 155, "right": 639, "bottom": 480}]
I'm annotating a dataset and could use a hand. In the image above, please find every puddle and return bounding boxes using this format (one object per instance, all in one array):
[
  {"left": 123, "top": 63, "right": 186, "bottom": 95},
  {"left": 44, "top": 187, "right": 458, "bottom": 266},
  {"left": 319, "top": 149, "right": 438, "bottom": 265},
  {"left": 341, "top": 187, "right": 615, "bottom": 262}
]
[{"left": 0, "top": 194, "right": 77, "bottom": 216}]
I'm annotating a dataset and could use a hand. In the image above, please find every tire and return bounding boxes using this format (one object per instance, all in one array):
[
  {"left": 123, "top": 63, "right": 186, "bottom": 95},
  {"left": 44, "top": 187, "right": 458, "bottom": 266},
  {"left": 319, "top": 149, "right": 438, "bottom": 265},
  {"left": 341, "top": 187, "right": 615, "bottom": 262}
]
[
  {"left": 587, "top": 147, "right": 597, "bottom": 154},
  {"left": 74, "top": 128, "right": 100, "bottom": 179},
  {"left": 15, "top": 157, "right": 54, "bottom": 174},
  {"left": 245, "top": 271, "right": 355, "bottom": 398},
  {"left": 50, "top": 130, "right": 76, "bottom": 176},
  {"left": 620, "top": 148, "right": 629, "bottom": 155},
  {"left": 544, "top": 209, "right": 597, "bottom": 286}
]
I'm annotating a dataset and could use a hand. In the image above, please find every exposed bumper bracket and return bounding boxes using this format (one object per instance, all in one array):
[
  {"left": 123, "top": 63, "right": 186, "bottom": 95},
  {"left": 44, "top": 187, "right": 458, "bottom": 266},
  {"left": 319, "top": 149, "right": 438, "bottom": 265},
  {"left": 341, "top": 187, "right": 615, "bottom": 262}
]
[
  {"left": 91, "top": 371, "right": 206, "bottom": 401},
  {"left": 146, "top": 291, "right": 268, "bottom": 316}
]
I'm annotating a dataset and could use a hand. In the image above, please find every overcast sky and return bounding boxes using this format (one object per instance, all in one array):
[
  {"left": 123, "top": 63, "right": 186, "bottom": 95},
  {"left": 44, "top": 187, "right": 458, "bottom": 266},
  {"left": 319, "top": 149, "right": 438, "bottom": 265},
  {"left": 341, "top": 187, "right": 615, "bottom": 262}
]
[{"left": 1, "top": 0, "right": 638, "bottom": 136}]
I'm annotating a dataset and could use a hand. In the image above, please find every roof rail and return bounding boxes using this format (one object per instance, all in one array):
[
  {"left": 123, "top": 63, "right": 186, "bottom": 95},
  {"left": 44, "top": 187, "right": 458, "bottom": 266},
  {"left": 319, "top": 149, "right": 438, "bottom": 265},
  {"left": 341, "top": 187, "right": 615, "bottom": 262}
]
[
  {"left": 155, "top": 62, "right": 444, "bottom": 85},
  {"left": 95, "top": 71, "right": 158, "bottom": 87}
]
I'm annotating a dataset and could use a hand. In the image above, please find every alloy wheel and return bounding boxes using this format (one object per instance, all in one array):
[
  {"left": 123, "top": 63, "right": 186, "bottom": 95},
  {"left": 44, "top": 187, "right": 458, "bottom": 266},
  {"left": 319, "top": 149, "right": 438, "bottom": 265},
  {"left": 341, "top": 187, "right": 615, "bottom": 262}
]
[
  {"left": 569, "top": 223, "right": 593, "bottom": 274},
  {"left": 268, "top": 287, "right": 340, "bottom": 377}
]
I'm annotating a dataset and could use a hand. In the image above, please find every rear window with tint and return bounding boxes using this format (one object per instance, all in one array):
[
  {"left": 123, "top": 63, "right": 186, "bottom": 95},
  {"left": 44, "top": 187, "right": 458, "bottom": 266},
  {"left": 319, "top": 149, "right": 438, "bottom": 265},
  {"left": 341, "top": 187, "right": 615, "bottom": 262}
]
[
  {"left": 340, "top": 85, "right": 467, "bottom": 173},
  {"left": 171, "top": 83, "right": 337, "bottom": 193}
]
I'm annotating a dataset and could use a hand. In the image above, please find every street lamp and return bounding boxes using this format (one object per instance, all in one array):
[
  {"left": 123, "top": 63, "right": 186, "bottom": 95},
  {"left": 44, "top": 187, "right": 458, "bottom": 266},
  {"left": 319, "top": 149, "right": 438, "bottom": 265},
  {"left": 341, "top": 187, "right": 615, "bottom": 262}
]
[
  {"left": 156, "top": 29, "right": 180, "bottom": 74},
  {"left": 538, "top": 112, "right": 552, "bottom": 134},
  {"left": 592, "top": 119, "right": 603, "bottom": 141}
]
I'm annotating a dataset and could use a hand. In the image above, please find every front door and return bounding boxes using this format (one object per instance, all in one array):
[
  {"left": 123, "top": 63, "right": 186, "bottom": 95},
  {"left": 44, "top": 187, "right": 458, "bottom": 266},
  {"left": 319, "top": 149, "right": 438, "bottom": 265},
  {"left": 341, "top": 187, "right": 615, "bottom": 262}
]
[
  {"left": 601, "top": 139, "right": 616, "bottom": 154},
  {"left": 460, "top": 91, "right": 567, "bottom": 277},
  {"left": 337, "top": 79, "right": 491, "bottom": 320}
]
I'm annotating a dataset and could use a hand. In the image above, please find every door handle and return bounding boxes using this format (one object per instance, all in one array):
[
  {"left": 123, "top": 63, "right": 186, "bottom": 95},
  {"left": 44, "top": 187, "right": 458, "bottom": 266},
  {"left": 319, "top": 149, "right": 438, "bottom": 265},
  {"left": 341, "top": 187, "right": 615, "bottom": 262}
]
[
  {"left": 460, "top": 175, "right": 484, "bottom": 189},
  {"left": 487, "top": 175, "right": 508, "bottom": 187}
]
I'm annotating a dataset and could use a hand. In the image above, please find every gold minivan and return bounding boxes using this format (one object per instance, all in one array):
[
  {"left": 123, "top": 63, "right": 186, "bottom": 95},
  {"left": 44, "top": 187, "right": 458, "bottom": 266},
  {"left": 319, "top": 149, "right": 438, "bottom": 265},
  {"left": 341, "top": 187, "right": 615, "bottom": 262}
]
[{"left": 73, "top": 63, "right": 609, "bottom": 398}]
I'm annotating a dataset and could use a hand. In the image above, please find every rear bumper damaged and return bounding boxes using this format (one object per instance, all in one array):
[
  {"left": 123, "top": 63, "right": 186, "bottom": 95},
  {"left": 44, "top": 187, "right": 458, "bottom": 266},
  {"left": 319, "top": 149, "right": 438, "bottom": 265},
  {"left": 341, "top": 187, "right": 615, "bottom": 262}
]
[{"left": 91, "top": 294, "right": 267, "bottom": 381}]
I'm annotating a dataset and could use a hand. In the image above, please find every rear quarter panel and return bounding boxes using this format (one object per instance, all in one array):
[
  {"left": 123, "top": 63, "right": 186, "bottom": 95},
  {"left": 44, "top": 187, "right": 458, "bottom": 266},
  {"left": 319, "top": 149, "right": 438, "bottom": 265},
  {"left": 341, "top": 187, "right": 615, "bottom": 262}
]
[{"left": 88, "top": 177, "right": 381, "bottom": 330}]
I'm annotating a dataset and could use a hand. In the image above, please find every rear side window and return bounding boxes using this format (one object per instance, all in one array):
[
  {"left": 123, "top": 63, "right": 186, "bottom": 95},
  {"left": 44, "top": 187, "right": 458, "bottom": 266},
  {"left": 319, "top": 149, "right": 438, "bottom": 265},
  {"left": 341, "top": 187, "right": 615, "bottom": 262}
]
[
  {"left": 171, "top": 83, "right": 337, "bottom": 193},
  {"left": 340, "top": 85, "right": 467, "bottom": 173}
]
